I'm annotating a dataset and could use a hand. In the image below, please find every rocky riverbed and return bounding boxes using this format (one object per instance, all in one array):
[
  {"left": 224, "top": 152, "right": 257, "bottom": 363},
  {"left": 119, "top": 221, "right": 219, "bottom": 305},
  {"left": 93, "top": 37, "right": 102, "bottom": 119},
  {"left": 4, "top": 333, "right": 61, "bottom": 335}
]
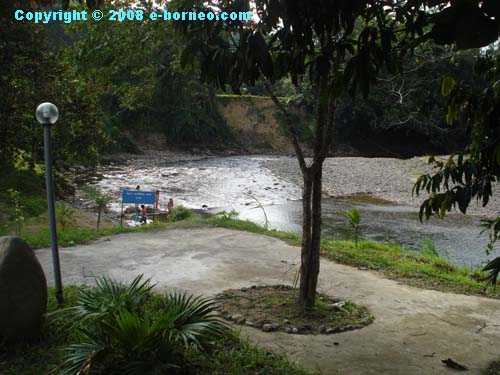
[{"left": 266, "top": 156, "right": 500, "bottom": 217}]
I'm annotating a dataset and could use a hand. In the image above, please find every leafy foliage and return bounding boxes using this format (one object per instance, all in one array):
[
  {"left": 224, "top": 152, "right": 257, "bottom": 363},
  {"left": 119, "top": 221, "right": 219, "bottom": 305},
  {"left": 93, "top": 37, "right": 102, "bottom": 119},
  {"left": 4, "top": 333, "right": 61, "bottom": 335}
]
[
  {"left": 56, "top": 202, "right": 76, "bottom": 231},
  {"left": 215, "top": 210, "right": 240, "bottom": 220},
  {"left": 340, "top": 208, "right": 361, "bottom": 246},
  {"left": 58, "top": 275, "right": 229, "bottom": 375},
  {"left": 1, "top": 284, "right": 307, "bottom": 375},
  {"left": 413, "top": 49, "right": 500, "bottom": 285},
  {"left": 168, "top": 206, "right": 193, "bottom": 222},
  {"left": 399, "top": 1, "right": 500, "bottom": 50},
  {"left": 61, "top": 1, "right": 231, "bottom": 148},
  {"left": 0, "top": 0, "right": 104, "bottom": 171},
  {"left": 7, "top": 189, "right": 25, "bottom": 236},
  {"left": 83, "top": 187, "right": 111, "bottom": 230}
]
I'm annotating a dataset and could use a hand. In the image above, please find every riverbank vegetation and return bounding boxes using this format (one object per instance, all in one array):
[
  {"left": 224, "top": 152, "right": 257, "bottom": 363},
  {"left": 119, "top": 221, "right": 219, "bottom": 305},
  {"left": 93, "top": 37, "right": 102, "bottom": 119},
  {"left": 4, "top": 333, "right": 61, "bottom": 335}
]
[{"left": 0, "top": 281, "right": 311, "bottom": 375}]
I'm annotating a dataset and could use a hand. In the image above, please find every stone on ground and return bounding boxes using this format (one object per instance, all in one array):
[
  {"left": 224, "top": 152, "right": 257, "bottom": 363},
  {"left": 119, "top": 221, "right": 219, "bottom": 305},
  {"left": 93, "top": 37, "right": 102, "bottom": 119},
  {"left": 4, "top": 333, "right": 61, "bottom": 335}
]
[{"left": 0, "top": 236, "right": 47, "bottom": 343}]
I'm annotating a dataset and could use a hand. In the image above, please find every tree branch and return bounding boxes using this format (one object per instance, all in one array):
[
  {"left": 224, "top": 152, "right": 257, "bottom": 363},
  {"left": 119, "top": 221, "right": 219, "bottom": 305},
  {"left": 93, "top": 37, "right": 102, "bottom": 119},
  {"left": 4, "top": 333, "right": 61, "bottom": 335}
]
[{"left": 263, "top": 80, "right": 308, "bottom": 173}]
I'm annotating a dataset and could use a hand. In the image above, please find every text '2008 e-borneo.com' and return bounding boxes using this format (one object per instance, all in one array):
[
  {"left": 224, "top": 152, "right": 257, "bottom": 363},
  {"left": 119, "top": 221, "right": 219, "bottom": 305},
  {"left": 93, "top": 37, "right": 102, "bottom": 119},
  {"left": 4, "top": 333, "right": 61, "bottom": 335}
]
[{"left": 14, "top": 8, "right": 252, "bottom": 24}]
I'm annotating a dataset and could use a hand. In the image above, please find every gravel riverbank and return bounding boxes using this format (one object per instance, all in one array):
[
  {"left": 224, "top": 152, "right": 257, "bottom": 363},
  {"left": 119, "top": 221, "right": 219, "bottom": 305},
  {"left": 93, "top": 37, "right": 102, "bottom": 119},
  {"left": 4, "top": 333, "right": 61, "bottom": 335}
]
[{"left": 265, "top": 156, "right": 500, "bottom": 217}]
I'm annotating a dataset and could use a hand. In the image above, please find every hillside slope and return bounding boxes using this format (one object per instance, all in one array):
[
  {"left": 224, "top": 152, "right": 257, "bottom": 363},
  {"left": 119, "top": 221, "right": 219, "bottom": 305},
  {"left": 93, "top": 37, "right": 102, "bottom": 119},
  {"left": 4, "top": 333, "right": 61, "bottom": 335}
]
[{"left": 217, "top": 96, "right": 298, "bottom": 154}]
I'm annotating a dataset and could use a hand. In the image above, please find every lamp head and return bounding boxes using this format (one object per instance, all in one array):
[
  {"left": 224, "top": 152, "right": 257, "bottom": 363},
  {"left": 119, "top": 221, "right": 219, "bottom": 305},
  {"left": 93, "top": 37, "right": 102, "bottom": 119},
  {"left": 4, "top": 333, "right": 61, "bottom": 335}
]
[{"left": 36, "top": 102, "right": 59, "bottom": 125}]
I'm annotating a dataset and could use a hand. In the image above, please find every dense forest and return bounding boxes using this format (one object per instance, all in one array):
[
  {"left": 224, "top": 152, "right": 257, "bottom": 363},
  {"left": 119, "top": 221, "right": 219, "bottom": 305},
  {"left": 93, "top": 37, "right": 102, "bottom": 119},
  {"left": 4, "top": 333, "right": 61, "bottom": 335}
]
[{"left": 0, "top": 0, "right": 494, "bottom": 172}]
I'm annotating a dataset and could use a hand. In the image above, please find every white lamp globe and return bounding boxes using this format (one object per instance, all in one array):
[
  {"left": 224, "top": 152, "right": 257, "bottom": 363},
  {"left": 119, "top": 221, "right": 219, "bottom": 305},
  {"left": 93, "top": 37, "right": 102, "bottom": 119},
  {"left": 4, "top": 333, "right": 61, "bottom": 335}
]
[{"left": 36, "top": 102, "right": 59, "bottom": 125}]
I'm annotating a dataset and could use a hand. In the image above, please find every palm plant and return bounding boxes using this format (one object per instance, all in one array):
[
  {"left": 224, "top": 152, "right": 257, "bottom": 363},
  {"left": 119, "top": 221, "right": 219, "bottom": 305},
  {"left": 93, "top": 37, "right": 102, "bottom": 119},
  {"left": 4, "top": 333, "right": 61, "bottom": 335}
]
[
  {"left": 56, "top": 202, "right": 76, "bottom": 231},
  {"left": 59, "top": 275, "right": 229, "bottom": 375},
  {"left": 341, "top": 208, "right": 361, "bottom": 247},
  {"left": 84, "top": 187, "right": 111, "bottom": 231}
]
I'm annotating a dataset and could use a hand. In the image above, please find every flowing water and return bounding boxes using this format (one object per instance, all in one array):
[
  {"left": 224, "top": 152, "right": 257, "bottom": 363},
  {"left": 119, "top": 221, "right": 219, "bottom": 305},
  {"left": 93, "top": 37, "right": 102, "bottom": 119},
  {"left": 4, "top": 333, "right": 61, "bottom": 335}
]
[{"left": 88, "top": 155, "right": 499, "bottom": 269}]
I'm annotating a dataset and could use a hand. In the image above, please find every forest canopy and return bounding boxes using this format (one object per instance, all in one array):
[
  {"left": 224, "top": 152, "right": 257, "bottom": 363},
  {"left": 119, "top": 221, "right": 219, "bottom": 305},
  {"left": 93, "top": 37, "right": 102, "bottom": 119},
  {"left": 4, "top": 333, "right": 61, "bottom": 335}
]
[{"left": 1, "top": 0, "right": 499, "bottom": 170}]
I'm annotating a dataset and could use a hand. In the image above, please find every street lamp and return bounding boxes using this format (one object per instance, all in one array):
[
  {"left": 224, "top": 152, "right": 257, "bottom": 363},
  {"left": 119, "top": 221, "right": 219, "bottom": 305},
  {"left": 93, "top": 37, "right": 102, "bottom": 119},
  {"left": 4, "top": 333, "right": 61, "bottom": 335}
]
[{"left": 36, "top": 102, "right": 63, "bottom": 305}]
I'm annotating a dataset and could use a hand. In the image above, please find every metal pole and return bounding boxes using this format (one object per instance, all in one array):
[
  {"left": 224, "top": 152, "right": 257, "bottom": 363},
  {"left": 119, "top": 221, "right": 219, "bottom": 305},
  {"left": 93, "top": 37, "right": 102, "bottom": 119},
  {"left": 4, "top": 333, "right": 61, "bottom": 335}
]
[{"left": 43, "top": 124, "right": 63, "bottom": 305}]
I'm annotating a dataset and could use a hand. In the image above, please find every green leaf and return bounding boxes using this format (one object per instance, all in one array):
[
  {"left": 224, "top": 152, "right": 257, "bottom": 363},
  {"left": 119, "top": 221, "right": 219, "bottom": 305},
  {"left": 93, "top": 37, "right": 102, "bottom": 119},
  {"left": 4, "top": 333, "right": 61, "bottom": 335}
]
[
  {"left": 446, "top": 100, "right": 460, "bottom": 125},
  {"left": 441, "top": 76, "right": 456, "bottom": 97}
]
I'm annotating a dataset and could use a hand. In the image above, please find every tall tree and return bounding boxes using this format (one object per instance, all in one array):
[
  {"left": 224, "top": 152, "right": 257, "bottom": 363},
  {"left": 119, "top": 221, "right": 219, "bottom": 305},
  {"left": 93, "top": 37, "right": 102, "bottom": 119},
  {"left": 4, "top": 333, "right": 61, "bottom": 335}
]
[
  {"left": 175, "top": 0, "right": 410, "bottom": 310},
  {"left": 61, "top": 0, "right": 230, "bottom": 148},
  {"left": 0, "top": 0, "right": 104, "bottom": 170}
]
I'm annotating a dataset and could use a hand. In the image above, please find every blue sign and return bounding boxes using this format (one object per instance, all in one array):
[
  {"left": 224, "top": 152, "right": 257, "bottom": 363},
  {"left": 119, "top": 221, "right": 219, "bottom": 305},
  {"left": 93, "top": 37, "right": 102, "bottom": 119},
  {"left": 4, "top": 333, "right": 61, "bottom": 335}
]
[{"left": 122, "top": 190, "right": 156, "bottom": 205}]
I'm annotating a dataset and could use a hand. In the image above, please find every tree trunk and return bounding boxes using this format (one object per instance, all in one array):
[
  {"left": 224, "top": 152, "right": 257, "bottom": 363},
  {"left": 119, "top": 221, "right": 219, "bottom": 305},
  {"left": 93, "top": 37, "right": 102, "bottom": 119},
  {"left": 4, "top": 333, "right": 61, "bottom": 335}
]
[
  {"left": 97, "top": 210, "right": 101, "bottom": 231},
  {"left": 309, "top": 166, "right": 323, "bottom": 302},
  {"left": 298, "top": 165, "right": 324, "bottom": 310},
  {"left": 29, "top": 122, "right": 36, "bottom": 171},
  {"left": 263, "top": 78, "right": 331, "bottom": 312},
  {"left": 299, "top": 170, "right": 314, "bottom": 309}
]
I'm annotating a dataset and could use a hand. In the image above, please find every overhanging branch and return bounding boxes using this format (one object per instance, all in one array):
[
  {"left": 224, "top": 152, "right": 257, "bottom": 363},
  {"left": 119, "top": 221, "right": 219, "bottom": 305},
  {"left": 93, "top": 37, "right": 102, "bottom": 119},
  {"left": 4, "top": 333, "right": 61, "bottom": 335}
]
[{"left": 263, "top": 80, "right": 308, "bottom": 173}]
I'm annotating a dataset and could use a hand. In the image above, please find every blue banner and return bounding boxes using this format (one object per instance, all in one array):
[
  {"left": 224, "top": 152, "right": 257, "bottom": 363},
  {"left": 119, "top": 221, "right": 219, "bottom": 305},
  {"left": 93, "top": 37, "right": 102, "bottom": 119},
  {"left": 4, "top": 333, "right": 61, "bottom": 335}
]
[{"left": 122, "top": 190, "right": 156, "bottom": 205}]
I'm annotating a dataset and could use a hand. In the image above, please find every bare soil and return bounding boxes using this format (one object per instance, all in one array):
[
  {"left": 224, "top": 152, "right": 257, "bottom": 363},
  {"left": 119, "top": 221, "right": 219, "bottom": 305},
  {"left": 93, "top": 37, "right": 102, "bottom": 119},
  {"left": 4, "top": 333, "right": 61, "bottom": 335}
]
[{"left": 218, "top": 285, "right": 373, "bottom": 335}]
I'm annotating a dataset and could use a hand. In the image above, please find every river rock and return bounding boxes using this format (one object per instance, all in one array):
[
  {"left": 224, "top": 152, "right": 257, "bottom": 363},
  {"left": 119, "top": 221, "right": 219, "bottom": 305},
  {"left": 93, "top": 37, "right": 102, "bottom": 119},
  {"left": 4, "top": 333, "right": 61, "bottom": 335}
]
[
  {"left": 0, "top": 237, "right": 47, "bottom": 343},
  {"left": 331, "top": 301, "right": 346, "bottom": 312},
  {"left": 230, "top": 313, "right": 243, "bottom": 321},
  {"left": 262, "top": 323, "right": 280, "bottom": 332}
]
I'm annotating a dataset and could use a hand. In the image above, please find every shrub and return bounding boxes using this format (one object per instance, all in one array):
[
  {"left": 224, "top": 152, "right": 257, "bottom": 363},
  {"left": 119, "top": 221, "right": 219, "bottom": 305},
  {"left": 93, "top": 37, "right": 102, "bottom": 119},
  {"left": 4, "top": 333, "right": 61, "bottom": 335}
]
[
  {"left": 7, "top": 189, "right": 24, "bottom": 235},
  {"left": 56, "top": 202, "right": 76, "bottom": 231},
  {"left": 168, "top": 206, "right": 192, "bottom": 222},
  {"left": 83, "top": 187, "right": 111, "bottom": 230},
  {"left": 58, "top": 275, "right": 229, "bottom": 375},
  {"left": 215, "top": 210, "right": 239, "bottom": 220}
]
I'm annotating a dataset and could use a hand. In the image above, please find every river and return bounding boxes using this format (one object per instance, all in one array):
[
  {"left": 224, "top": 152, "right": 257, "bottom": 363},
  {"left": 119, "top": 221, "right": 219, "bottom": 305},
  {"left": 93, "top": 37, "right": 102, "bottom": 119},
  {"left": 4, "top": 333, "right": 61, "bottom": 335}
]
[{"left": 86, "top": 154, "right": 500, "bottom": 269}]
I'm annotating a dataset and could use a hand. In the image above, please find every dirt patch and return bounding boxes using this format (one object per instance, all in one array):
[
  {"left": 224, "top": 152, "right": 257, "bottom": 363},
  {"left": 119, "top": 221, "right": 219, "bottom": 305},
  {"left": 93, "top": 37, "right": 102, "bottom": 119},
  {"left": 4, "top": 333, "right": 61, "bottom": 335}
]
[{"left": 217, "top": 285, "right": 373, "bottom": 335}]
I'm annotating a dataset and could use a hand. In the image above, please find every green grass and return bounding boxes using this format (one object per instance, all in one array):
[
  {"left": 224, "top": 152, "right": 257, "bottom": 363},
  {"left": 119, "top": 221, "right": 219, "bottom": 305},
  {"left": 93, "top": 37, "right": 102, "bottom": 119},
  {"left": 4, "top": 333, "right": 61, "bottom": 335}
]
[
  {"left": 0, "top": 169, "right": 47, "bottom": 222},
  {"left": 170, "top": 217, "right": 500, "bottom": 298},
  {"left": 0, "top": 286, "right": 311, "bottom": 375},
  {"left": 22, "top": 222, "right": 172, "bottom": 249}
]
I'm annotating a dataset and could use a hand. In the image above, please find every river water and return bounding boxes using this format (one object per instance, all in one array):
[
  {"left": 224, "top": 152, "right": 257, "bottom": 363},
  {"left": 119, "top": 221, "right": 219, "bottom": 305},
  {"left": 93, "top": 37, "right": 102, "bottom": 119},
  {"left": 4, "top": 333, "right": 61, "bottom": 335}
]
[{"left": 88, "top": 155, "right": 499, "bottom": 269}]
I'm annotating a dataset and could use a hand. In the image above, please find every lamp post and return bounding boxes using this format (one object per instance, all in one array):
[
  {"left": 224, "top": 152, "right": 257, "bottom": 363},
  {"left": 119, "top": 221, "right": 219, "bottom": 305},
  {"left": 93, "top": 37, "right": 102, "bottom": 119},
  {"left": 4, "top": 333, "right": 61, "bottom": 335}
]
[{"left": 36, "top": 102, "right": 63, "bottom": 305}]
